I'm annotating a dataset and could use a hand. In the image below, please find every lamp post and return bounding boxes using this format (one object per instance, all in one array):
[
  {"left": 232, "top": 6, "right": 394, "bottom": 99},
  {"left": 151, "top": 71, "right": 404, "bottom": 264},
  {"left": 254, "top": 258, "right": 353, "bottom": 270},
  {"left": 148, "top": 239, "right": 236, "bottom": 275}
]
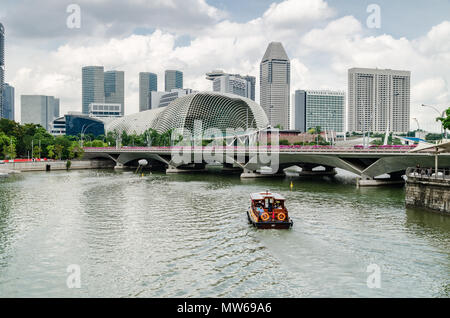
[
  {"left": 269, "top": 105, "right": 274, "bottom": 128},
  {"left": 412, "top": 117, "right": 420, "bottom": 131},
  {"left": 80, "top": 123, "right": 95, "bottom": 147},
  {"left": 421, "top": 104, "right": 447, "bottom": 141}
]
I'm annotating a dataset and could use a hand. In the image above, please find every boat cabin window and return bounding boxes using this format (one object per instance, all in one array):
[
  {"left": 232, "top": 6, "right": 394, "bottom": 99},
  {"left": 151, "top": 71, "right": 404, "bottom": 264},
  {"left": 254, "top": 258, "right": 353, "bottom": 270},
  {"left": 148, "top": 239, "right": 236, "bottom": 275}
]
[
  {"left": 274, "top": 200, "right": 283, "bottom": 209},
  {"left": 264, "top": 198, "right": 274, "bottom": 212},
  {"left": 253, "top": 200, "right": 264, "bottom": 209}
]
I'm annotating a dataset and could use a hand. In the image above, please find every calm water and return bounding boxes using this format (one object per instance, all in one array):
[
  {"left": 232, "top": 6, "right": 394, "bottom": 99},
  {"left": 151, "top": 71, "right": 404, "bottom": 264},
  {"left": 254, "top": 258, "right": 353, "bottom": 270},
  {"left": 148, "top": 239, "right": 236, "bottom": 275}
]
[{"left": 0, "top": 169, "right": 449, "bottom": 297}]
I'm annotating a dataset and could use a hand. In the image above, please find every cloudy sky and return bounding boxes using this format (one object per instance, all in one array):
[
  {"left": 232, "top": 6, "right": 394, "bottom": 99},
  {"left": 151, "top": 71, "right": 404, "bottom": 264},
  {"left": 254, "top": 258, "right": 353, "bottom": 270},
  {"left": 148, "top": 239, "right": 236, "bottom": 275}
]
[{"left": 1, "top": 0, "right": 450, "bottom": 132}]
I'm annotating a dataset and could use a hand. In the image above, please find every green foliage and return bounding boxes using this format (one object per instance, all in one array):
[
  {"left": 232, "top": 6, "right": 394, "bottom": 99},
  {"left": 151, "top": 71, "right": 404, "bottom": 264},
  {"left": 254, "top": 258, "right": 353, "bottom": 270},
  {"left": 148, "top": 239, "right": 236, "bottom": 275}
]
[
  {"left": 46, "top": 145, "right": 55, "bottom": 159},
  {"left": 437, "top": 107, "right": 450, "bottom": 130},
  {"left": 32, "top": 146, "right": 41, "bottom": 158},
  {"left": 279, "top": 139, "right": 290, "bottom": 145},
  {"left": 425, "top": 133, "right": 443, "bottom": 141},
  {"left": 371, "top": 139, "right": 383, "bottom": 146},
  {"left": 68, "top": 142, "right": 84, "bottom": 159},
  {"left": 0, "top": 118, "right": 87, "bottom": 160}
]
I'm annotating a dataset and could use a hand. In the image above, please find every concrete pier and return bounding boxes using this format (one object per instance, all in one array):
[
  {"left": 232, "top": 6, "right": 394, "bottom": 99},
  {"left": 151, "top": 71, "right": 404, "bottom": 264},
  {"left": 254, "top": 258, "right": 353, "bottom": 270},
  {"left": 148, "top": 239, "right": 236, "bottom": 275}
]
[
  {"left": 166, "top": 166, "right": 207, "bottom": 174},
  {"left": 298, "top": 168, "right": 337, "bottom": 177},
  {"left": 356, "top": 178, "right": 405, "bottom": 187},
  {"left": 114, "top": 163, "right": 125, "bottom": 170},
  {"left": 240, "top": 170, "right": 284, "bottom": 178},
  {"left": 405, "top": 169, "right": 450, "bottom": 214},
  {"left": 1, "top": 160, "right": 114, "bottom": 172}
]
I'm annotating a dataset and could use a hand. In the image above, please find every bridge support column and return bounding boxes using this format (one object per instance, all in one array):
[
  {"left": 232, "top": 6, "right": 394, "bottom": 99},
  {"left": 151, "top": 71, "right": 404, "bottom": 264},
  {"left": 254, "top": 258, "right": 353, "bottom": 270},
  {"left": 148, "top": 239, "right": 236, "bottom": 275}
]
[
  {"left": 114, "top": 163, "right": 125, "bottom": 170},
  {"left": 298, "top": 165, "right": 337, "bottom": 176},
  {"left": 221, "top": 164, "right": 242, "bottom": 174},
  {"left": 356, "top": 174, "right": 405, "bottom": 187},
  {"left": 240, "top": 169, "right": 284, "bottom": 179},
  {"left": 166, "top": 164, "right": 207, "bottom": 174}
]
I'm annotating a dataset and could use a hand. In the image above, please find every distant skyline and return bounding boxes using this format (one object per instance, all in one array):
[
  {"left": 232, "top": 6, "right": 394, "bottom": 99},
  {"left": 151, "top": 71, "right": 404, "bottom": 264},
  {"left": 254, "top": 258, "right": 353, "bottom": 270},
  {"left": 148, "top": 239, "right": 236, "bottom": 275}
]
[{"left": 0, "top": 0, "right": 449, "bottom": 132}]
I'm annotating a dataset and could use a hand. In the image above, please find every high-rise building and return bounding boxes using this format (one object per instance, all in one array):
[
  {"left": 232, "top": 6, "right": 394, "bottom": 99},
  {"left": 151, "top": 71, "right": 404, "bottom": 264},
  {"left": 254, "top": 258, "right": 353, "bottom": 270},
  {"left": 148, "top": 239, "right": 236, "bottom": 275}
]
[
  {"left": 104, "top": 70, "right": 124, "bottom": 116},
  {"left": 260, "top": 42, "right": 290, "bottom": 129},
  {"left": 0, "top": 23, "right": 5, "bottom": 118},
  {"left": 165, "top": 70, "right": 183, "bottom": 92},
  {"left": 205, "top": 70, "right": 256, "bottom": 101},
  {"left": 2, "top": 83, "right": 14, "bottom": 121},
  {"left": 82, "top": 66, "right": 105, "bottom": 114},
  {"left": 294, "top": 90, "right": 345, "bottom": 133},
  {"left": 348, "top": 67, "right": 410, "bottom": 133},
  {"left": 21, "top": 95, "right": 60, "bottom": 131},
  {"left": 158, "top": 88, "right": 197, "bottom": 108},
  {"left": 139, "top": 72, "right": 158, "bottom": 111},
  {"left": 89, "top": 103, "right": 122, "bottom": 118}
]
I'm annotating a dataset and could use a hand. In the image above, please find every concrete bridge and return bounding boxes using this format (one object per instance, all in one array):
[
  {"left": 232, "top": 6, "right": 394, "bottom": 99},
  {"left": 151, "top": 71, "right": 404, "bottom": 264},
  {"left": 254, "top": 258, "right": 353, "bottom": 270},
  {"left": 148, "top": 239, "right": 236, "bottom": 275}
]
[{"left": 83, "top": 146, "right": 450, "bottom": 186}]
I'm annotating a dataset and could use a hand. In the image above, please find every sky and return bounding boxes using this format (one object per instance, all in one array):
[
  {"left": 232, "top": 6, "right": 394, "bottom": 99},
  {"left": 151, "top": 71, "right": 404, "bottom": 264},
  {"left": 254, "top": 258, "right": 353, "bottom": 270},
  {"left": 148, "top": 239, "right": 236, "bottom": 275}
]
[{"left": 1, "top": 0, "right": 450, "bottom": 132}]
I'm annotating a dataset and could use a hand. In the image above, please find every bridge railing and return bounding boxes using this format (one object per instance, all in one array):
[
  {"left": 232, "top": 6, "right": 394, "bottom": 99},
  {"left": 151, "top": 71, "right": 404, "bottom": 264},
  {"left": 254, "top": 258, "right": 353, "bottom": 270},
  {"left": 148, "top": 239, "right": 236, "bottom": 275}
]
[
  {"left": 406, "top": 167, "right": 450, "bottom": 181},
  {"left": 83, "top": 145, "right": 419, "bottom": 153}
]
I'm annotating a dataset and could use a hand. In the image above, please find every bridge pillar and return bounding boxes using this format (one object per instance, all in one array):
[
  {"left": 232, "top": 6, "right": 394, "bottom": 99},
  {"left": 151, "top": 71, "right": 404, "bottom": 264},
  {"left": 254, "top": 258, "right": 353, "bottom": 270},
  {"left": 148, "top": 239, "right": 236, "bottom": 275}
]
[
  {"left": 296, "top": 165, "right": 337, "bottom": 176},
  {"left": 240, "top": 169, "right": 284, "bottom": 178},
  {"left": 298, "top": 166, "right": 337, "bottom": 176},
  {"left": 114, "top": 163, "right": 125, "bottom": 170},
  {"left": 221, "top": 164, "right": 242, "bottom": 174},
  {"left": 166, "top": 164, "right": 207, "bottom": 174},
  {"left": 356, "top": 174, "right": 405, "bottom": 187}
]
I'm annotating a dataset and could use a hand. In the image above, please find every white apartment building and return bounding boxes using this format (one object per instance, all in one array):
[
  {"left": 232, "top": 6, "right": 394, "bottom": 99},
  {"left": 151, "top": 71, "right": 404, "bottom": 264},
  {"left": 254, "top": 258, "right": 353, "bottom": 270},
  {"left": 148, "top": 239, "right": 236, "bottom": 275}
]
[{"left": 348, "top": 67, "right": 410, "bottom": 133}]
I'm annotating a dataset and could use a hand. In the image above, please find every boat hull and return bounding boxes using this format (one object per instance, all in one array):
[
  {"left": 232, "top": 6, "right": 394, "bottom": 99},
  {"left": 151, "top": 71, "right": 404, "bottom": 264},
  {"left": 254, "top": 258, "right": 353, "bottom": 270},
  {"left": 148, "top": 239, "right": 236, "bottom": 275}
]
[{"left": 247, "top": 210, "right": 293, "bottom": 229}]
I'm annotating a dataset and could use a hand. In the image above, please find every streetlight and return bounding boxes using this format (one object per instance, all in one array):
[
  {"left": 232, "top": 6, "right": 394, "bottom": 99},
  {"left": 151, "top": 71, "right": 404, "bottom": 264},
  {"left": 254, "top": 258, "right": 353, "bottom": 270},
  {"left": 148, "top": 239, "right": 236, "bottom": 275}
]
[
  {"left": 412, "top": 117, "right": 420, "bottom": 131},
  {"left": 383, "top": 92, "right": 399, "bottom": 146},
  {"left": 421, "top": 104, "right": 447, "bottom": 140},
  {"left": 80, "top": 123, "right": 95, "bottom": 147},
  {"left": 269, "top": 105, "right": 274, "bottom": 128}
]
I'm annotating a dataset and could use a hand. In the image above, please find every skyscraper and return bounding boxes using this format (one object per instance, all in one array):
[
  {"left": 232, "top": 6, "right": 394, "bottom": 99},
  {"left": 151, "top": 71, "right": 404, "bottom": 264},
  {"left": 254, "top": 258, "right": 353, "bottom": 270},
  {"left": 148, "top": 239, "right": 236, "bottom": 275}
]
[
  {"left": 104, "top": 70, "right": 124, "bottom": 116},
  {"left": 260, "top": 42, "right": 290, "bottom": 129},
  {"left": 205, "top": 70, "right": 256, "bottom": 101},
  {"left": 294, "top": 90, "right": 345, "bottom": 133},
  {"left": 82, "top": 66, "right": 105, "bottom": 114},
  {"left": 139, "top": 72, "right": 158, "bottom": 112},
  {"left": 165, "top": 70, "right": 183, "bottom": 92},
  {"left": 21, "top": 95, "right": 60, "bottom": 131},
  {"left": 348, "top": 68, "right": 410, "bottom": 133},
  {"left": 0, "top": 23, "right": 5, "bottom": 118},
  {"left": 2, "top": 83, "right": 15, "bottom": 121}
]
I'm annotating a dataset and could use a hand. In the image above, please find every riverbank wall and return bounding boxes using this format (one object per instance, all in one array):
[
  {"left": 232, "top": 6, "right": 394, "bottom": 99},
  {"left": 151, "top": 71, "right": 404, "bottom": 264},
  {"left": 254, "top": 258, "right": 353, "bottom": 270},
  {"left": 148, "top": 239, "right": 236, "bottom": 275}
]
[
  {"left": 0, "top": 159, "right": 114, "bottom": 173},
  {"left": 406, "top": 173, "right": 450, "bottom": 215}
]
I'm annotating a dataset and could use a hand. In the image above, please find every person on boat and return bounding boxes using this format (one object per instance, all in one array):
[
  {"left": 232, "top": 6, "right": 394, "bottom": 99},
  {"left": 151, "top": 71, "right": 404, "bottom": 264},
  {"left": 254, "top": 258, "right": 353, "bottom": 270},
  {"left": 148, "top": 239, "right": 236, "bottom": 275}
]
[{"left": 256, "top": 206, "right": 264, "bottom": 216}]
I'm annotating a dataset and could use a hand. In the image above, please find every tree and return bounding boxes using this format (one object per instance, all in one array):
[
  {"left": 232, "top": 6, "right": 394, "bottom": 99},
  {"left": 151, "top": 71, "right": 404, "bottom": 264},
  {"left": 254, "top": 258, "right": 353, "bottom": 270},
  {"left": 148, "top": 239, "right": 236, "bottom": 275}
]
[
  {"left": 68, "top": 142, "right": 84, "bottom": 159},
  {"left": 47, "top": 145, "right": 55, "bottom": 159},
  {"left": 32, "top": 146, "right": 41, "bottom": 158},
  {"left": 437, "top": 107, "right": 450, "bottom": 130},
  {"left": 54, "top": 144, "right": 64, "bottom": 160},
  {"left": 2, "top": 136, "right": 16, "bottom": 159}
]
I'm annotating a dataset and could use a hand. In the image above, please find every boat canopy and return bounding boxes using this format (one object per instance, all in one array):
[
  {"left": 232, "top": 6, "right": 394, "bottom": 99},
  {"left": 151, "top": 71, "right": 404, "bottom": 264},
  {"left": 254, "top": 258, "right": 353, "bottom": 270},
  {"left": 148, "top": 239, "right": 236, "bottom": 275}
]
[{"left": 250, "top": 192, "right": 285, "bottom": 201}]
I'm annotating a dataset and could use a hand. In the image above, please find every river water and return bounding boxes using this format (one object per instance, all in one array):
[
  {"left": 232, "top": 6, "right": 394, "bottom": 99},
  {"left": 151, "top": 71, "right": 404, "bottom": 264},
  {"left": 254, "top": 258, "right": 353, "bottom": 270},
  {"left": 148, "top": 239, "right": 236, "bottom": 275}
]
[{"left": 0, "top": 169, "right": 449, "bottom": 297}]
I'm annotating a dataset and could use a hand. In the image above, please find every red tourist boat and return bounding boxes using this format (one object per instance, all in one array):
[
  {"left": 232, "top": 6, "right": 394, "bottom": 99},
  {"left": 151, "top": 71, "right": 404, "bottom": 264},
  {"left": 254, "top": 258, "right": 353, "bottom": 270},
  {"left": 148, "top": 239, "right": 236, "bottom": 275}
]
[{"left": 247, "top": 191, "right": 293, "bottom": 229}]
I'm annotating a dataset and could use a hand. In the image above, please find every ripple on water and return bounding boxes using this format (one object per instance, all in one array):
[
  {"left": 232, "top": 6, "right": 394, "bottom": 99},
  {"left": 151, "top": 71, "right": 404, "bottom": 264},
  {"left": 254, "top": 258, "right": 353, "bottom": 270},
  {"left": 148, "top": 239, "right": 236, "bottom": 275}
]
[{"left": 0, "top": 170, "right": 449, "bottom": 297}]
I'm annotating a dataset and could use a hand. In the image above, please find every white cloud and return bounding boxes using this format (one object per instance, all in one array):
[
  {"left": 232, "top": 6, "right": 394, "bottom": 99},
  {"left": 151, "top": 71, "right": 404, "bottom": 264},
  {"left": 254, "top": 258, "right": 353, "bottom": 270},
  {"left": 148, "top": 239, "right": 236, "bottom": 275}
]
[
  {"left": 4, "top": 0, "right": 450, "bottom": 133},
  {"left": 262, "top": 0, "right": 335, "bottom": 30}
]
